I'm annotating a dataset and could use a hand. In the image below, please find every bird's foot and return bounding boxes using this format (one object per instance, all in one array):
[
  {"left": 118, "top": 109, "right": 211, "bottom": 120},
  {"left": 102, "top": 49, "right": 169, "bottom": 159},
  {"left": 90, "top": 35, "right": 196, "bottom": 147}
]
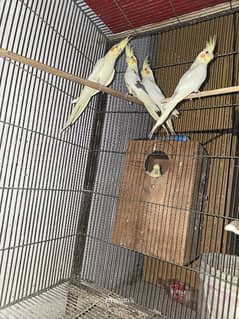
[
  {"left": 172, "top": 109, "right": 180, "bottom": 118},
  {"left": 193, "top": 90, "right": 201, "bottom": 99},
  {"left": 72, "top": 98, "right": 78, "bottom": 104},
  {"left": 127, "top": 92, "right": 134, "bottom": 104}
]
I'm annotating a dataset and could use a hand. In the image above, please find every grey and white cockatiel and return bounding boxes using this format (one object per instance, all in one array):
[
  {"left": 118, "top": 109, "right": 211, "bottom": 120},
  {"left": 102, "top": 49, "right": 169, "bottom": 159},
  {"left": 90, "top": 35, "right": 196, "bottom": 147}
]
[
  {"left": 141, "top": 57, "right": 179, "bottom": 135},
  {"left": 124, "top": 45, "right": 161, "bottom": 123},
  {"left": 62, "top": 37, "right": 130, "bottom": 131},
  {"left": 148, "top": 36, "right": 217, "bottom": 138}
]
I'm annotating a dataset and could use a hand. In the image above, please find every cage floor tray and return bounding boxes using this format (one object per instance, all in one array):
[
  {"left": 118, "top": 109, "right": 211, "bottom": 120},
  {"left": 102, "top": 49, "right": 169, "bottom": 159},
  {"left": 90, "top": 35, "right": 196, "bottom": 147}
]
[{"left": 0, "top": 281, "right": 163, "bottom": 319}]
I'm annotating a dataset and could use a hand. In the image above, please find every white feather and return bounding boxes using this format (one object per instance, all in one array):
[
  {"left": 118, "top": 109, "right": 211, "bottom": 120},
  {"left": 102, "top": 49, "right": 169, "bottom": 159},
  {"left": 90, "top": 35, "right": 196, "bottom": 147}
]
[
  {"left": 148, "top": 52, "right": 212, "bottom": 139},
  {"left": 141, "top": 75, "right": 178, "bottom": 134},
  {"left": 124, "top": 66, "right": 160, "bottom": 122},
  {"left": 62, "top": 38, "right": 129, "bottom": 132}
]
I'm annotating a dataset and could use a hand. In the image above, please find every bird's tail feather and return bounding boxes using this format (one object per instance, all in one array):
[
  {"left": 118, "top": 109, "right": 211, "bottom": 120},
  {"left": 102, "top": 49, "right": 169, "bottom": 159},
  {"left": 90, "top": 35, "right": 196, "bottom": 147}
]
[
  {"left": 172, "top": 109, "right": 180, "bottom": 118},
  {"left": 162, "top": 124, "right": 169, "bottom": 135},
  {"left": 148, "top": 94, "right": 188, "bottom": 139},
  {"left": 61, "top": 88, "right": 97, "bottom": 132},
  {"left": 166, "top": 118, "right": 176, "bottom": 135},
  {"left": 138, "top": 92, "right": 160, "bottom": 122}
]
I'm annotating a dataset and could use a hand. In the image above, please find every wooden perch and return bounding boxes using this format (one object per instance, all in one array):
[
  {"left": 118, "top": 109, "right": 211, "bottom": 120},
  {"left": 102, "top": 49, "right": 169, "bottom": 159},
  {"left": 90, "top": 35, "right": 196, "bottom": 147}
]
[
  {"left": 0, "top": 48, "right": 238, "bottom": 107},
  {"left": 0, "top": 48, "right": 141, "bottom": 105}
]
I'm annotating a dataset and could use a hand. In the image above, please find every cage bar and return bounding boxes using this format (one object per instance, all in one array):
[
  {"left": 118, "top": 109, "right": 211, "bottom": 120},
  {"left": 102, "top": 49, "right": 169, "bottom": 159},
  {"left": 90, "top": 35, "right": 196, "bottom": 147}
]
[{"left": 0, "top": 1, "right": 239, "bottom": 319}]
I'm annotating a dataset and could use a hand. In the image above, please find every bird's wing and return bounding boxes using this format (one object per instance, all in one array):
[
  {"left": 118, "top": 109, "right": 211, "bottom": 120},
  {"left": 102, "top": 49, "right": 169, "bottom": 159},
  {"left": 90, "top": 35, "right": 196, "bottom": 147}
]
[
  {"left": 142, "top": 79, "right": 165, "bottom": 113},
  {"left": 125, "top": 69, "right": 160, "bottom": 121},
  {"left": 88, "top": 57, "right": 106, "bottom": 82},
  {"left": 149, "top": 80, "right": 165, "bottom": 99},
  {"left": 104, "top": 69, "right": 115, "bottom": 87},
  {"left": 62, "top": 59, "right": 106, "bottom": 132},
  {"left": 143, "top": 79, "right": 164, "bottom": 100},
  {"left": 174, "top": 63, "right": 207, "bottom": 97},
  {"left": 135, "top": 89, "right": 161, "bottom": 121}
]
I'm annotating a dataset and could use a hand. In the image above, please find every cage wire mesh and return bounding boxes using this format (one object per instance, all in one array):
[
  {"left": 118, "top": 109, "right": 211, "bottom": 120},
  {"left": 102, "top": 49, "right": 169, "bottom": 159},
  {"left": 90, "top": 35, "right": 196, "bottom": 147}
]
[{"left": 0, "top": 0, "right": 239, "bottom": 319}]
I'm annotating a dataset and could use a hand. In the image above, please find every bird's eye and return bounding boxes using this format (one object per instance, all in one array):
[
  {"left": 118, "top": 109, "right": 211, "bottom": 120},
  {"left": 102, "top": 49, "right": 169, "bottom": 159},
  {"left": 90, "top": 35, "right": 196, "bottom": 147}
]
[{"left": 205, "top": 50, "right": 209, "bottom": 54}]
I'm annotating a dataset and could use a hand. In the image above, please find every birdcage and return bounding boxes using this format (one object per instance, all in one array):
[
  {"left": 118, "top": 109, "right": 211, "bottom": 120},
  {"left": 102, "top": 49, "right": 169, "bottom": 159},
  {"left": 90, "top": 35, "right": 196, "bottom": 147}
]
[{"left": 0, "top": 1, "right": 239, "bottom": 318}]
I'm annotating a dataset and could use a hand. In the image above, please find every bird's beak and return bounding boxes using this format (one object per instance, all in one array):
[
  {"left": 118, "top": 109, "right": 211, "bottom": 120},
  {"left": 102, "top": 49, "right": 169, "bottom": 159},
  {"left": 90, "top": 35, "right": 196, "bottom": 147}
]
[{"left": 117, "top": 36, "right": 130, "bottom": 51}]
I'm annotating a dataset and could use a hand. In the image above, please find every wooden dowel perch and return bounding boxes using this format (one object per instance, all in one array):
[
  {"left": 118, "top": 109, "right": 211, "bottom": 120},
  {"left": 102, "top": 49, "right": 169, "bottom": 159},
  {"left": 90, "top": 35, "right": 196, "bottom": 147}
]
[
  {"left": 0, "top": 48, "right": 141, "bottom": 105},
  {"left": 0, "top": 48, "right": 239, "bottom": 107}
]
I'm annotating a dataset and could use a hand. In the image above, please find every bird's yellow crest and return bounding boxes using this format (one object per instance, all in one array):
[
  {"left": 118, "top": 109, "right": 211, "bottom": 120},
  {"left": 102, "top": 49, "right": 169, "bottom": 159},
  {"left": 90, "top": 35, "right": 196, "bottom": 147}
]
[
  {"left": 206, "top": 35, "right": 217, "bottom": 53},
  {"left": 141, "top": 57, "right": 152, "bottom": 76},
  {"left": 143, "top": 57, "right": 150, "bottom": 70},
  {"left": 125, "top": 44, "right": 134, "bottom": 58}
]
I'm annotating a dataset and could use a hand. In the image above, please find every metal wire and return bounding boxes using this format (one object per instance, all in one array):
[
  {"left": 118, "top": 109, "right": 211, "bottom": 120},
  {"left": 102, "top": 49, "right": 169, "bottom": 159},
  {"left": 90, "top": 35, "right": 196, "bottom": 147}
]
[
  {"left": 0, "top": 0, "right": 106, "bottom": 309},
  {"left": 0, "top": 281, "right": 159, "bottom": 318},
  {"left": 0, "top": 1, "right": 239, "bottom": 319}
]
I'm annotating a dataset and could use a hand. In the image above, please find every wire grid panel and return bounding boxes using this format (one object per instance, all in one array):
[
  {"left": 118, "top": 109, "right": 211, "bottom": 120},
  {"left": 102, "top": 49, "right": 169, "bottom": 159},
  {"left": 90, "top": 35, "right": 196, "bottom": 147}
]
[
  {"left": 81, "top": 35, "right": 158, "bottom": 289},
  {"left": 0, "top": 2, "right": 238, "bottom": 319},
  {"left": 0, "top": 281, "right": 163, "bottom": 319},
  {"left": 80, "top": 11, "right": 239, "bottom": 319},
  {"left": 0, "top": 0, "right": 106, "bottom": 308}
]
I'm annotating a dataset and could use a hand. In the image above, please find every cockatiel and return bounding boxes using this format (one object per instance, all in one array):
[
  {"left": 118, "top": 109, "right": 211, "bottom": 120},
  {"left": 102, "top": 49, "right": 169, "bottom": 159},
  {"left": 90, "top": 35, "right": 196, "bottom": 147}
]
[
  {"left": 124, "top": 45, "right": 161, "bottom": 123},
  {"left": 148, "top": 36, "right": 217, "bottom": 139},
  {"left": 146, "top": 163, "right": 162, "bottom": 178},
  {"left": 141, "top": 57, "right": 179, "bottom": 135},
  {"left": 62, "top": 37, "right": 130, "bottom": 131}
]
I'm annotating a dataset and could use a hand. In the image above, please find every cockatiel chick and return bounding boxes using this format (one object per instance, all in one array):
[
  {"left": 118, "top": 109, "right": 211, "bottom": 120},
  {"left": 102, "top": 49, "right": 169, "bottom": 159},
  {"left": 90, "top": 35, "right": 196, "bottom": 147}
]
[
  {"left": 148, "top": 36, "right": 217, "bottom": 139},
  {"left": 146, "top": 163, "right": 162, "bottom": 178},
  {"left": 141, "top": 57, "right": 179, "bottom": 135},
  {"left": 124, "top": 45, "right": 161, "bottom": 123},
  {"left": 62, "top": 37, "right": 130, "bottom": 131}
]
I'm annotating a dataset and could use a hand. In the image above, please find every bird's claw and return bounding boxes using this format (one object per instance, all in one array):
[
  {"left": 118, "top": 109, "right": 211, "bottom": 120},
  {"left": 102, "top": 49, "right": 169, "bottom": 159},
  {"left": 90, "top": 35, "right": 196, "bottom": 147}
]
[
  {"left": 127, "top": 92, "right": 134, "bottom": 104},
  {"left": 172, "top": 109, "right": 180, "bottom": 118},
  {"left": 72, "top": 98, "right": 78, "bottom": 104}
]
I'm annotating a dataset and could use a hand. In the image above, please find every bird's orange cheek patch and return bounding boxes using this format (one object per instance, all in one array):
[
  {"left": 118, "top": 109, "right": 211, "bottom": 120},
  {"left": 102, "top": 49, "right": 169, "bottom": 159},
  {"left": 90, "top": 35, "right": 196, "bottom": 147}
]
[
  {"left": 146, "top": 69, "right": 151, "bottom": 74},
  {"left": 200, "top": 53, "right": 206, "bottom": 59}
]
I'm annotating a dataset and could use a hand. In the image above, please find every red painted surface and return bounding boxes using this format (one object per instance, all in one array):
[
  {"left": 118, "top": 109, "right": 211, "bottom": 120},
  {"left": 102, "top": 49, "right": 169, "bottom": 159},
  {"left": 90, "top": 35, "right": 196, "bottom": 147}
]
[{"left": 85, "top": 0, "right": 228, "bottom": 33}]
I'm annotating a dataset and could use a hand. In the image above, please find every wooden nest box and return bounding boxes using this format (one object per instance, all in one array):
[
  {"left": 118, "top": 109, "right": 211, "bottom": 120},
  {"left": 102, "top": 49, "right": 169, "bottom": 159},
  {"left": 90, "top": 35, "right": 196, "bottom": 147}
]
[{"left": 112, "top": 139, "right": 209, "bottom": 266}]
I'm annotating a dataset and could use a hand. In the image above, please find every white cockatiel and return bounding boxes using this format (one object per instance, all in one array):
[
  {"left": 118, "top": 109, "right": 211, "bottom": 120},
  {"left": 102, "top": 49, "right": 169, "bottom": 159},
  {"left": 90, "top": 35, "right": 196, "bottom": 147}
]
[
  {"left": 141, "top": 57, "right": 179, "bottom": 134},
  {"left": 124, "top": 45, "right": 161, "bottom": 123},
  {"left": 148, "top": 36, "right": 217, "bottom": 138},
  {"left": 62, "top": 37, "right": 130, "bottom": 131}
]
